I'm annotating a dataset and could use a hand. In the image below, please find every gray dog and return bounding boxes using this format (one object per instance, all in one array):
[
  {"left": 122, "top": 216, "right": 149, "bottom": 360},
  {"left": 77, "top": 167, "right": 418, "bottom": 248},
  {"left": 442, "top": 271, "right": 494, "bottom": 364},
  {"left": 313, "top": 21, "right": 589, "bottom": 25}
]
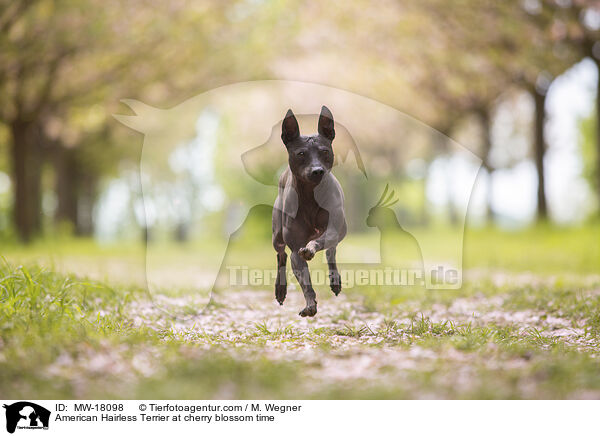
[{"left": 272, "top": 106, "right": 347, "bottom": 317}]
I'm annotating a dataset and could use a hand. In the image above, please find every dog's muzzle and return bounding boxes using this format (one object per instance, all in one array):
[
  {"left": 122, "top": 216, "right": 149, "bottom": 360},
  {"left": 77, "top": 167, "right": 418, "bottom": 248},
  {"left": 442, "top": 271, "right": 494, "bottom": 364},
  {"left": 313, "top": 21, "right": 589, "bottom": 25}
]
[{"left": 308, "top": 167, "right": 325, "bottom": 183}]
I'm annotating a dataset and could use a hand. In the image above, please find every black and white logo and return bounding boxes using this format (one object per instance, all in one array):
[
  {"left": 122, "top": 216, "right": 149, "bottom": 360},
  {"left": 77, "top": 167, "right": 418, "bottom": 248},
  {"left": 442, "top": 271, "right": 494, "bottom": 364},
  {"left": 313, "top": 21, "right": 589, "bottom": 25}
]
[{"left": 3, "top": 402, "right": 50, "bottom": 434}]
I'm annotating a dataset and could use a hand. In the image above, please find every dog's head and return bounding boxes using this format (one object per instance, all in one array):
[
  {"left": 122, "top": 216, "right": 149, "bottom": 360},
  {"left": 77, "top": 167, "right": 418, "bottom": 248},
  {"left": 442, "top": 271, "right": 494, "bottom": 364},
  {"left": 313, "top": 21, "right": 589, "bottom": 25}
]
[{"left": 281, "top": 106, "right": 335, "bottom": 185}]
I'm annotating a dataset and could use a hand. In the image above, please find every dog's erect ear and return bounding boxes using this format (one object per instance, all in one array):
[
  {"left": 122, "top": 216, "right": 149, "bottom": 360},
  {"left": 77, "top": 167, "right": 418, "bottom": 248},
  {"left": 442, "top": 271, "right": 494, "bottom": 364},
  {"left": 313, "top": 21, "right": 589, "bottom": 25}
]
[
  {"left": 281, "top": 109, "right": 300, "bottom": 146},
  {"left": 318, "top": 106, "right": 335, "bottom": 141}
]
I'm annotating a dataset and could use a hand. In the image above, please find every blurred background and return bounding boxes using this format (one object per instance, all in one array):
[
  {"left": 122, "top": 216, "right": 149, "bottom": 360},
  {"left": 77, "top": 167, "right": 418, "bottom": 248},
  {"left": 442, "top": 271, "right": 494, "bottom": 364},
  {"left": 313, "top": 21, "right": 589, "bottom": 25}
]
[
  {"left": 4, "top": 0, "right": 600, "bottom": 401},
  {"left": 0, "top": 0, "right": 599, "bottom": 265}
]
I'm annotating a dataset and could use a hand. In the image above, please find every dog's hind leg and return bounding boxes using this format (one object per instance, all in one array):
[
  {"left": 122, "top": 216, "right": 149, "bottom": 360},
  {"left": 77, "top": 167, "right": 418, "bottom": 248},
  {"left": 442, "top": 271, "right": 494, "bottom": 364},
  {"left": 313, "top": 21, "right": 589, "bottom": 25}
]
[
  {"left": 275, "top": 249, "right": 287, "bottom": 304},
  {"left": 326, "top": 247, "right": 342, "bottom": 296},
  {"left": 290, "top": 251, "right": 317, "bottom": 317}
]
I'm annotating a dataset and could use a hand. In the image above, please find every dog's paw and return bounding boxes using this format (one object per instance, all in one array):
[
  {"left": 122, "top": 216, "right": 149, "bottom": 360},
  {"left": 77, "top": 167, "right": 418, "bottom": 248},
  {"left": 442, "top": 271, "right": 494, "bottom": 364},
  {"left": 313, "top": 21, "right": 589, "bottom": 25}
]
[
  {"left": 275, "top": 284, "right": 287, "bottom": 305},
  {"left": 299, "top": 304, "right": 317, "bottom": 317},
  {"left": 330, "top": 283, "right": 342, "bottom": 296},
  {"left": 330, "top": 271, "right": 342, "bottom": 296},
  {"left": 299, "top": 246, "right": 315, "bottom": 261}
]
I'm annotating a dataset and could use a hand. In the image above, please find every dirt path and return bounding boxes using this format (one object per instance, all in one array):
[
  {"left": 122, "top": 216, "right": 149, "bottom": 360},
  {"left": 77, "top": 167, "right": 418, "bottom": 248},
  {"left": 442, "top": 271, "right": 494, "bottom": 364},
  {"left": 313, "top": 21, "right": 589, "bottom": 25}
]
[{"left": 114, "top": 275, "right": 600, "bottom": 398}]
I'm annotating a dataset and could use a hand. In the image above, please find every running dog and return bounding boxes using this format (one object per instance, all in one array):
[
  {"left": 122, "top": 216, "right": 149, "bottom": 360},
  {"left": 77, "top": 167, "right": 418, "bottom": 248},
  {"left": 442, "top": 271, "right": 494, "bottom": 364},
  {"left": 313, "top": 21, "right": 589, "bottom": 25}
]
[{"left": 272, "top": 106, "right": 347, "bottom": 317}]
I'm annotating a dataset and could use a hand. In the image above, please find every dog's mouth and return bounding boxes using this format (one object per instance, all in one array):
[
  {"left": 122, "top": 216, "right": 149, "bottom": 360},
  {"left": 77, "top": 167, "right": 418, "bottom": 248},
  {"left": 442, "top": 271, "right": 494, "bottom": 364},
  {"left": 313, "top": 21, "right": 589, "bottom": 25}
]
[{"left": 307, "top": 173, "right": 324, "bottom": 183}]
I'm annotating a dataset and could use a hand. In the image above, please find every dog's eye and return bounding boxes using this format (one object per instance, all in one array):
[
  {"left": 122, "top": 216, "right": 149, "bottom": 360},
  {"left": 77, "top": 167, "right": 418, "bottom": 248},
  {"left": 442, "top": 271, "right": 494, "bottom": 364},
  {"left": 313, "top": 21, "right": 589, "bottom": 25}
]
[
  {"left": 297, "top": 151, "right": 305, "bottom": 157},
  {"left": 319, "top": 149, "right": 330, "bottom": 155}
]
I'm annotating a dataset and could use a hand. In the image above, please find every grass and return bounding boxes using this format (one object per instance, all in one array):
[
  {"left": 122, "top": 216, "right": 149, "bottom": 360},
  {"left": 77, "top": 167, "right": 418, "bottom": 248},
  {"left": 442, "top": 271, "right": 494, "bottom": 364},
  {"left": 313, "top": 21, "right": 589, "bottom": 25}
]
[{"left": 0, "top": 224, "right": 599, "bottom": 399}]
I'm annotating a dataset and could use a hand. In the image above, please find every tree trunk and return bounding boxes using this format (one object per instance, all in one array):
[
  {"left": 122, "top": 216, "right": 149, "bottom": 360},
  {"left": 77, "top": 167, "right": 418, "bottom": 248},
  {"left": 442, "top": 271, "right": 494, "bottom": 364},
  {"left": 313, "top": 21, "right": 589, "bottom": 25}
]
[
  {"left": 9, "top": 121, "right": 43, "bottom": 242},
  {"left": 76, "top": 174, "right": 97, "bottom": 236},
  {"left": 433, "top": 126, "right": 458, "bottom": 226},
  {"left": 533, "top": 89, "right": 548, "bottom": 221},
  {"left": 478, "top": 109, "right": 494, "bottom": 223},
  {"left": 54, "top": 145, "right": 79, "bottom": 230}
]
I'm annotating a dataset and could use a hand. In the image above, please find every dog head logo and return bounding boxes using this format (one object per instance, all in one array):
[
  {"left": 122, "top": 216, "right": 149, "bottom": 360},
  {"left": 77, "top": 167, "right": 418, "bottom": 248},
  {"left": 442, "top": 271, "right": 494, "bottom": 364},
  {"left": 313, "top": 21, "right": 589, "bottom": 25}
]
[
  {"left": 3, "top": 402, "right": 50, "bottom": 434},
  {"left": 115, "top": 80, "right": 482, "bottom": 312}
]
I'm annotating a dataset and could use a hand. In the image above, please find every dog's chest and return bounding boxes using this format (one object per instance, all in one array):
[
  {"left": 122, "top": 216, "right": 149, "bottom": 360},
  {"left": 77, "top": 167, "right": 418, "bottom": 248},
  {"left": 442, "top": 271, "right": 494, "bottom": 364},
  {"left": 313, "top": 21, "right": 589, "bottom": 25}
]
[{"left": 296, "top": 202, "right": 328, "bottom": 238}]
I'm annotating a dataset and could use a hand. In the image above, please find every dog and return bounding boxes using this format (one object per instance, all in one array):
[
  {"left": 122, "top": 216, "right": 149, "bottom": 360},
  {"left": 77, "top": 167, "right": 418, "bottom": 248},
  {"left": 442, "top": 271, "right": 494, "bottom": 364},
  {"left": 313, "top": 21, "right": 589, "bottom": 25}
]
[{"left": 272, "top": 106, "right": 347, "bottom": 317}]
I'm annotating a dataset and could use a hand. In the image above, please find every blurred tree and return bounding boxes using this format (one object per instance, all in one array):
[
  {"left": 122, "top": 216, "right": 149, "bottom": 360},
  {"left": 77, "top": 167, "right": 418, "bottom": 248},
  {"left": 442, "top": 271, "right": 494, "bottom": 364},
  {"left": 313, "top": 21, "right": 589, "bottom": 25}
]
[
  {"left": 413, "top": 51, "right": 508, "bottom": 223},
  {"left": 513, "top": 1, "right": 590, "bottom": 220},
  {"left": 50, "top": 124, "right": 128, "bottom": 235},
  {"left": 534, "top": 0, "right": 600, "bottom": 213},
  {"left": 421, "top": 1, "right": 579, "bottom": 220},
  {"left": 0, "top": 0, "right": 294, "bottom": 241},
  {"left": 2, "top": 0, "right": 596, "bottom": 240},
  {"left": 579, "top": 113, "right": 599, "bottom": 210},
  {"left": 0, "top": 0, "right": 161, "bottom": 240}
]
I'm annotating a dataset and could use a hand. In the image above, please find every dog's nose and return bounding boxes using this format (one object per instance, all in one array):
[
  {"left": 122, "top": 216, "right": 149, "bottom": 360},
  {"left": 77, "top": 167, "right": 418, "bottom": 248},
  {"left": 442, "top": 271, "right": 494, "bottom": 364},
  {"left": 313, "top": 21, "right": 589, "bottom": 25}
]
[{"left": 311, "top": 168, "right": 325, "bottom": 178}]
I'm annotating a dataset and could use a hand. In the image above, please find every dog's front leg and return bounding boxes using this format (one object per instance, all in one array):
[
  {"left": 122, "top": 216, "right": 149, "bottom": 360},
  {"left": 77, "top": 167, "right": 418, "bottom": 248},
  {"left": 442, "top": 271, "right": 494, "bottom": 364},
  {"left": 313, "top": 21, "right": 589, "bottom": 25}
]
[
  {"left": 290, "top": 251, "right": 317, "bottom": 317},
  {"left": 299, "top": 205, "right": 345, "bottom": 261},
  {"left": 298, "top": 227, "right": 341, "bottom": 261}
]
